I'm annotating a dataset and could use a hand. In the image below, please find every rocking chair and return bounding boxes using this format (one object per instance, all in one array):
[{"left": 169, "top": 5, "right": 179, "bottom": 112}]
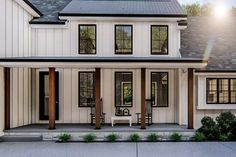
[
  {"left": 136, "top": 99, "right": 153, "bottom": 126},
  {"left": 90, "top": 98, "right": 106, "bottom": 126}
]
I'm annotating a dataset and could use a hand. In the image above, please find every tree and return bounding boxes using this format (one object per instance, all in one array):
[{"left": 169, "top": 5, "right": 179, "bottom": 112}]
[{"left": 182, "top": 3, "right": 201, "bottom": 16}]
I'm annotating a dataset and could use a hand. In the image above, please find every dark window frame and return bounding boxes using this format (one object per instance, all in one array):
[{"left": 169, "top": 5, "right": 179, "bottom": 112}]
[
  {"left": 39, "top": 72, "right": 59, "bottom": 120},
  {"left": 151, "top": 25, "right": 169, "bottom": 55},
  {"left": 78, "top": 71, "right": 96, "bottom": 107},
  {"left": 115, "top": 72, "right": 133, "bottom": 107},
  {"left": 114, "top": 25, "right": 133, "bottom": 55},
  {"left": 151, "top": 72, "right": 169, "bottom": 107},
  {"left": 78, "top": 24, "right": 97, "bottom": 55},
  {"left": 206, "top": 78, "right": 236, "bottom": 104}
]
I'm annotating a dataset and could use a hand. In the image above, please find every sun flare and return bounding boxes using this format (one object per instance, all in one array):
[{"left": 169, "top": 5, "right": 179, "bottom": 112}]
[{"left": 213, "top": 4, "right": 229, "bottom": 18}]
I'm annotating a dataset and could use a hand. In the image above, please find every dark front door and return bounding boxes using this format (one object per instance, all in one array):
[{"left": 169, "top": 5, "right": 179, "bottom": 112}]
[{"left": 39, "top": 72, "right": 59, "bottom": 120}]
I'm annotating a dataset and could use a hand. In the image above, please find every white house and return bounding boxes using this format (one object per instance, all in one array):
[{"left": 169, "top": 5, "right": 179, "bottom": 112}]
[{"left": 0, "top": 0, "right": 235, "bottom": 135}]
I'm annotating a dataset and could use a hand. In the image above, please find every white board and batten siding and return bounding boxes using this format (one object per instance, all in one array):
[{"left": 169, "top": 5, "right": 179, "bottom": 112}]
[
  {"left": 0, "top": 0, "right": 33, "bottom": 130},
  {"left": 31, "top": 68, "right": 183, "bottom": 124},
  {"left": 194, "top": 74, "right": 236, "bottom": 128},
  {"left": 32, "top": 21, "right": 181, "bottom": 57}
]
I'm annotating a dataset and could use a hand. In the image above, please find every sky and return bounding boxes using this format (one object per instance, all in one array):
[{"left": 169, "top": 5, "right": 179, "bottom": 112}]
[{"left": 178, "top": 0, "right": 236, "bottom": 7}]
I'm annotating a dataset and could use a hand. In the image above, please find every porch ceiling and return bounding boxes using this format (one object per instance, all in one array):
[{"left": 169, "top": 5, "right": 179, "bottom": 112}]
[{"left": 0, "top": 57, "right": 207, "bottom": 69}]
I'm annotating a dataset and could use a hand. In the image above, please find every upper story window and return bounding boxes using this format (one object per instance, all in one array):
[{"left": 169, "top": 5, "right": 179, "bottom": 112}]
[
  {"left": 206, "top": 78, "right": 236, "bottom": 104},
  {"left": 151, "top": 25, "right": 168, "bottom": 55},
  {"left": 79, "top": 25, "right": 96, "bottom": 54},
  {"left": 115, "top": 25, "right": 133, "bottom": 55}
]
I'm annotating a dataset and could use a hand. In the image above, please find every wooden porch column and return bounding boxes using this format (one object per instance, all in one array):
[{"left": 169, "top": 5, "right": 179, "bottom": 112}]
[
  {"left": 141, "top": 68, "right": 146, "bottom": 129},
  {"left": 188, "top": 68, "right": 194, "bottom": 129},
  {"left": 95, "top": 68, "right": 101, "bottom": 129},
  {"left": 49, "top": 68, "right": 56, "bottom": 130},
  {"left": 4, "top": 68, "right": 10, "bottom": 130}
]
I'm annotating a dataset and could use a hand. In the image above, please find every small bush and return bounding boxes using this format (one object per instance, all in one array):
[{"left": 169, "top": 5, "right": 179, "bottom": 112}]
[
  {"left": 83, "top": 134, "right": 96, "bottom": 143},
  {"left": 216, "top": 112, "right": 236, "bottom": 135},
  {"left": 147, "top": 133, "right": 160, "bottom": 142},
  {"left": 193, "top": 132, "right": 206, "bottom": 142},
  {"left": 197, "top": 116, "right": 219, "bottom": 141},
  {"left": 105, "top": 133, "right": 119, "bottom": 142},
  {"left": 230, "top": 120, "right": 236, "bottom": 140},
  {"left": 219, "top": 134, "right": 230, "bottom": 141},
  {"left": 58, "top": 133, "right": 71, "bottom": 143},
  {"left": 129, "top": 133, "right": 140, "bottom": 142},
  {"left": 170, "top": 133, "right": 182, "bottom": 141}
]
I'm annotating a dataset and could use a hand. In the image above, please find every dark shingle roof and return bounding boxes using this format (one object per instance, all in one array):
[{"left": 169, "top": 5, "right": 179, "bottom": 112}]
[
  {"left": 181, "top": 16, "right": 236, "bottom": 71},
  {"left": 28, "top": 0, "right": 72, "bottom": 24},
  {"left": 59, "top": 0, "right": 186, "bottom": 17}
]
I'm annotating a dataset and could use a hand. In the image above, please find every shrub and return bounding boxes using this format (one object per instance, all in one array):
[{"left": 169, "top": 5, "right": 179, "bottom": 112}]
[
  {"left": 192, "top": 132, "right": 206, "bottom": 142},
  {"left": 170, "top": 133, "right": 182, "bottom": 141},
  {"left": 197, "top": 116, "right": 219, "bottom": 141},
  {"left": 216, "top": 112, "right": 236, "bottom": 135},
  {"left": 219, "top": 134, "right": 230, "bottom": 141},
  {"left": 230, "top": 120, "right": 236, "bottom": 140},
  {"left": 129, "top": 133, "right": 140, "bottom": 142},
  {"left": 58, "top": 133, "right": 71, "bottom": 143},
  {"left": 105, "top": 133, "right": 119, "bottom": 142},
  {"left": 147, "top": 133, "right": 160, "bottom": 142},
  {"left": 83, "top": 134, "right": 96, "bottom": 143}
]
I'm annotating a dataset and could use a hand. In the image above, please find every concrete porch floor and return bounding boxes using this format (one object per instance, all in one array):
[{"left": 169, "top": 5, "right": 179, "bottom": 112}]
[{"left": 5, "top": 123, "right": 193, "bottom": 133}]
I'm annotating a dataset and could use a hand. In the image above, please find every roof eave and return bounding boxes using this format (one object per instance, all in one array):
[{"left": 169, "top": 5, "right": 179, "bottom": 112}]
[{"left": 14, "top": 0, "right": 43, "bottom": 17}]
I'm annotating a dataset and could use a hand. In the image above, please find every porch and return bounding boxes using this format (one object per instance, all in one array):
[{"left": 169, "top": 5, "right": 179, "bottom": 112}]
[
  {"left": 3, "top": 124, "right": 195, "bottom": 141},
  {"left": 0, "top": 57, "right": 207, "bottom": 134}
]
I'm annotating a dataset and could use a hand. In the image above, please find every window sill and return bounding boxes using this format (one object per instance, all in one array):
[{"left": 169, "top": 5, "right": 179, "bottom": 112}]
[{"left": 197, "top": 104, "right": 236, "bottom": 110}]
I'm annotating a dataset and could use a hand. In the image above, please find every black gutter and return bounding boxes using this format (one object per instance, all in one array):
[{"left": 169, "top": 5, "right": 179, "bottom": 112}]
[
  {"left": 0, "top": 57, "right": 207, "bottom": 63},
  {"left": 58, "top": 13, "right": 188, "bottom": 18},
  {"left": 23, "top": 0, "right": 43, "bottom": 16},
  {"left": 29, "top": 20, "right": 66, "bottom": 25}
]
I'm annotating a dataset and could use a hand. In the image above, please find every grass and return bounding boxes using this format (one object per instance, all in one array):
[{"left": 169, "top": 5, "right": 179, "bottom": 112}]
[
  {"left": 129, "top": 133, "right": 140, "bottom": 142},
  {"left": 57, "top": 133, "right": 71, "bottom": 143},
  {"left": 170, "top": 133, "right": 182, "bottom": 142},
  {"left": 192, "top": 132, "right": 206, "bottom": 142},
  {"left": 146, "top": 133, "right": 160, "bottom": 142},
  {"left": 105, "top": 133, "right": 119, "bottom": 142}
]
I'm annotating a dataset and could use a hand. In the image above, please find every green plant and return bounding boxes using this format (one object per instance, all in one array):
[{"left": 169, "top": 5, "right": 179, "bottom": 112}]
[
  {"left": 147, "top": 133, "right": 160, "bottom": 142},
  {"left": 192, "top": 132, "right": 206, "bottom": 142},
  {"left": 58, "top": 133, "right": 71, "bottom": 143},
  {"left": 216, "top": 112, "right": 236, "bottom": 135},
  {"left": 197, "top": 116, "right": 219, "bottom": 141},
  {"left": 170, "top": 133, "right": 182, "bottom": 142},
  {"left": 219, "top": 134, "right": 230, "bottom": 141},
  {"left": 129, "top": 133, "right": 140, "bottom": 142},
  {"left": 230, "top": 120, "right": 236, "bottom": 140},
  {"left": 83, "top": 134, "right": 96, "bottom": 143},
  {"left": 105, "top": 133, "right": 119, "bottom": 142}
]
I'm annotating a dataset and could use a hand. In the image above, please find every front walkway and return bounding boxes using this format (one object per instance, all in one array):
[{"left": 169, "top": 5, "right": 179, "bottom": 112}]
[{"left": 0, "top": 142, "right": 235, "bottom": 157}]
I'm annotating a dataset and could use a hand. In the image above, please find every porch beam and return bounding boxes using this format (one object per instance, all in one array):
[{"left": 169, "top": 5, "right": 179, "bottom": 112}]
[
  {"left": 4, "top": 68, "right": 10, "bottom": 130},
  {"left": 95, "top": 68, "right": 101, "bottom": 129},
  {"left": 49, "top": 68, "right": 56, "bottom": 130},
  {"left": 141, "top": 68, "right": 146, "bottom": 129},
  {"left": 188, "top": 68, "right": 194, "bottom": 129}
]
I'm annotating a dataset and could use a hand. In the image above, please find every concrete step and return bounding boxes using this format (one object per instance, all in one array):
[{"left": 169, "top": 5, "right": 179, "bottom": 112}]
[{"left": 1, "top": 135, "right": 42, "bottom": 142}]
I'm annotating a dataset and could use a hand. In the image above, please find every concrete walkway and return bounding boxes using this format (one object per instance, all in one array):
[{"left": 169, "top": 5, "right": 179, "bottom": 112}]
[{"left": 0, "top": 142, "right": 235, "bottom": 157}]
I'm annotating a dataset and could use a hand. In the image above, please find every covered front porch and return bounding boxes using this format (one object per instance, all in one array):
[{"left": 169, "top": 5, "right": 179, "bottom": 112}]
[{"left": 0, "top": 57, "right": 207, "bottom": 134}]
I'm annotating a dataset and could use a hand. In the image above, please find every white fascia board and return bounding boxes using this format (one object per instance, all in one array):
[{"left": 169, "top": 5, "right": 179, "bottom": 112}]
[
  {"left": 197, "top": 105, "right": 236, "bottom": 110},
  {"left": 14, "top": 0, "right": 41, "bottom": 17},
  {"left": 0, "top": 62, "right": 207, "bottom": 69},
  {"left": 30, "top": 22, "right": 69, "bottom": 29},
  {"left": 195, "top": 72, "right": 236, "bottom": 76},
  {"left": 59, "top": 16, "right": 187, "bottom": 22}
]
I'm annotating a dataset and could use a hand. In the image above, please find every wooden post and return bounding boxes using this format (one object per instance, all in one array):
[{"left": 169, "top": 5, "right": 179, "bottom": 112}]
[
  {"left": 49, "top": 68, "right": 56, "bottom": 130},
  {"left": 95, "top": 68, "right": 101, "bottom": 129},
  {"left": 4, "top": 68, "right": 10, "bottom": 130},
  {"left": 141, "top": 68, "right": 146, "bottom": 129},
  {"left": 188, "top": 68, "right": 194, "bottom": 129}
]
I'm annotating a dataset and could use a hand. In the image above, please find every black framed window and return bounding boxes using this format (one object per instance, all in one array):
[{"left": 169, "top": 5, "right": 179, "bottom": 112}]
[
  {"left": 79, "top": 25, "right": 96, "bottom": 54},
  {"left": 115, "top": 25, "right": 132, "bottom": 54},
  {"left": 151, "top": 72, "right": 168, "bottom": 107},
  {"left": 206, "top": 78, "right": 236, "bottom": 104},
  {"left": 151, "top": 25, "right": 168, "bottom": 55},
  {"left": 79, "top": 72, "right": 95, "bottom": 107},
  {"left": 115, "top": 72, "right": 133, "bottom": 107}
]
